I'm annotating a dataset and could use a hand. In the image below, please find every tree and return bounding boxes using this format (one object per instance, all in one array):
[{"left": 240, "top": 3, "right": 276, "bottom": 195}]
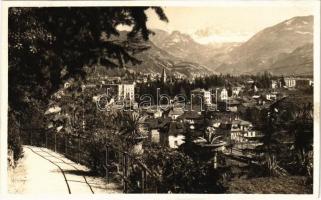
[
  {"left": 289, "top": 103, "right": 313, "bottom": 175},
  {"left": 254, "top": 96, "right": 314, "bottom": 178},
  {"left": 255, "top": 107, "right": 288, "bottom": 176},
  {"left": 8, "top": 109, "right": 23, "bottom": 161},
  {"left": 114, "top": 111, "right": 147, "bottom": 151},
  {"left": 142, "top": 145, "right": 227, "bottom": 193},
  {"left": 8, "top": 7, "right": 168, "bottom": 159}
]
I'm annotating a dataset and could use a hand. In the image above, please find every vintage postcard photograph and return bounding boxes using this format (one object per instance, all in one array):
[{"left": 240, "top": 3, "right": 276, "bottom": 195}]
[{"left": 1, "top": 0, "right": 320, "bottom": 198}]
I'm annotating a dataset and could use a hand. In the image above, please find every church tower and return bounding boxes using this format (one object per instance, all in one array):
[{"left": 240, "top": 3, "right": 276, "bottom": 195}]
[{"left": 161, "top": 68, "right": 167, "bottom": 83}]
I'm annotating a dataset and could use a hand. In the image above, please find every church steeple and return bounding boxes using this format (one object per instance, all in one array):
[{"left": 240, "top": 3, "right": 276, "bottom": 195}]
[{"left": 161, "top": 68, "right": 167, "bottom": 83}]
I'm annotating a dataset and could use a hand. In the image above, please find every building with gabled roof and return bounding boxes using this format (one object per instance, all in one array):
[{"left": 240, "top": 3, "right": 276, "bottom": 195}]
[
  {"left": 191, "top": 88, "right": 212, "bottom": 105},
  {"left": 168, "top": 107, "right": 184, "bottom": 120}
]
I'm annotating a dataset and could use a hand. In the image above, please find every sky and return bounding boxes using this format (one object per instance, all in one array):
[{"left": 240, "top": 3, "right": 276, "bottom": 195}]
[{"left": 145, "top": 2, "right": 315, "bottom": 44}]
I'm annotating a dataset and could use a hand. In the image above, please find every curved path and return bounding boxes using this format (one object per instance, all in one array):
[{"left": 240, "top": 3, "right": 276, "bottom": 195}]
[{"left": 10, "top": 145, "right": 121, "bottom": 194}]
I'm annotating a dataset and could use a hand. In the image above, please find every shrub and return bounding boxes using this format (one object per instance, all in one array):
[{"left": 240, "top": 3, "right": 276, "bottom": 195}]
[
  {"left": 8, "top": 111, "right": 23, "bottom": 161},
  {"left": 141, "top": 145, "right": 228, "bottom": 193}
]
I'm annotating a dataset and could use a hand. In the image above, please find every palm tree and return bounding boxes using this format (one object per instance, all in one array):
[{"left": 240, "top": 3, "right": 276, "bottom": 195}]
[
  {"left": 115, "top": 111, "right": 147, "bottom": 153},
  {"left": 289, "top": 103, "right": 313, "bottom": 175},
  {"left": 194, "top": 126, "right": 227, "bottom": 169},
  {"left": 198, "top": 126, "right": 224, "bottom": 145}
]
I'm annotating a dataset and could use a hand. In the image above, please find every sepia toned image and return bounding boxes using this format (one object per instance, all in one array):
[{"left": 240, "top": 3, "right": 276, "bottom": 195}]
[{"left": 3, "top": 1, "right": 319, "bottom": 196}]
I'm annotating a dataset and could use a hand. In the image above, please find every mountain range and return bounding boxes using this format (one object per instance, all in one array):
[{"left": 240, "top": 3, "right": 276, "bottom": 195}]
[
  {"left": 105, "top": 15, "right": 314, "bottom": 77},
  {"left": 124, "top": 30, "right": 215, "bottom": 78},
  {"left": 149, "top": 29, "right": 241, "bottom": 72},
  {"left": 215, "top": 15, "right": 313, "bottom": 75}
]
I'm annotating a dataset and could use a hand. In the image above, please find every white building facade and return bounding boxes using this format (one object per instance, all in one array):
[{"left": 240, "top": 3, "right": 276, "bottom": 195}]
[
  {"left": 191, "top": 89, "right": 212, "bottom": 105},
  {"left": 284, "top": 77, "right": 296, "bottom": 88},
  {"left": 117, "top": 83, "right": 135, "bottom": 100},
  {"left": 220, "top": 88, "right": 228, "bottom": 101}
]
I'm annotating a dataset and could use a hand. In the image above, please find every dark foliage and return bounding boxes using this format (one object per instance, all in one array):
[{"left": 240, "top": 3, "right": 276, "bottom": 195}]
[
  {"left": 8, "top": 110, "right": 23, "bottom": 161},
  {"left": 8, "top": 7, "right": 167, "bottom": 160},
  {"left": 254, "top": 95, "right": 313, "bottom": 177},
  {"left": 140, "top": 145, "right": 228, "bottom": 193}
]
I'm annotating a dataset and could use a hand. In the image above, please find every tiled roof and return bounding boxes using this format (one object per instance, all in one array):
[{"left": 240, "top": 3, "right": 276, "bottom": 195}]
[
  {"left": 144, "top": 118, "right": 159, "bottom": 129},
  {"left": 168, "top": 121, "right": 185, "bottom": 136},
  {"left": 168, "top": 108, "right": 184, "bottom": 116},
  {"left": 191, "top": 88, "right": 204, "bottom": 93},
  {"left": 178, "top": 111, "right": 201, "bottom": 120}
]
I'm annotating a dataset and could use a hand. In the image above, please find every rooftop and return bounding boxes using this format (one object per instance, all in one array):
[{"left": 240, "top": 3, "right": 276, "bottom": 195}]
[
  {"left": 178, "top": 111, "right": 201, "bottom": 120},
  {"left": 168, "top": 108, "right": 185, "bottom": 116}
]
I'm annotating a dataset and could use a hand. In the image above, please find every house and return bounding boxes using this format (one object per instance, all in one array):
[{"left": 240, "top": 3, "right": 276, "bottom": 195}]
[
  {"left": 103, "top": 82, "right": 135, "bottom": 101},
  {"left": 136, "top": 76, "right": 148, "bottom": 84},
  {"left": 243, "top": 129, "right": 263, "bottom": 141},
  {"left": 255, "top": 95, "right": 267, "bottom": 105},
  {"left": 168, "top": 134, "right": 185, "bottom": 149},
  {"left": 230, "top": 119, "right": 255, "bottom": 143},
  {"left": 191, "top": 88, "right": 212, "bottom": 105},
  {"left": 177, "top": 111, "right": 201, "bottom": 125},
  {"left": 295, "top": 78, "right": 313, "bottom": 88},
  {"left": 210, "top": 87, "right": 229, "bottom": 106},
  {"left": 284, "top": 77, "right": 296, "bottom": 88},
  {"left": 232, "top": 86, "right": 242, "bottom": 97},
  {"left": 149, "top": 128, "right": 160, "bottom": 143},
  {"left": 202, "top": 103, "right": 218, "bottom": 113},
  {"left": 283, "top": 77, "right": 313, "bottom": 88},
  {"left": 167, "top": 122, "right": 185, "bottom": 149},
  {"left": 144, "top": 118, "right": 161, "bottom": 144},
  {"left": 212, "top": 117, "right": 257, "bottom": 144},
  {"left": 241, "top": 127, "right": 264, "bottom": 156},
  {"left": 154, "top": 109, "right": 163, "bottom": 118},
  {"left": 265, "top": 93, "right": 277, "bottom": 101},
  {"left": 187, "top": 104, "right": 205, "bottom": 114},
  {"left": 246, "top": 79, "right": 254, "bottom": 84},
  {"left": 252, "top": 94, "right": 268, "bottom": 104},
  {"left": 145, "top": 109, "right": 163, "bottom": 119},
  {"left": 227, "top": 99, "right": 240, "bottom": 112},
  {"left": 118, "top": 82, "right": 135, "bottom": 101},
  {"left": 220, "top": 88, "right": 228, "bottom": 101},
  {"left": 168, "top": 108, "right": 184, "bottom": 120},
  {"left": 211, "top": 87, "right": 239, "bottom": 111},
  {"left": 271, "top": 80, "right": 278, "bottom": 89},
  {"left": 146, "top": 118, "right": 186, "bottom": 149},
  {"left": 106, "top": 76, "right": 121, "bottom": 84},
  {"left": 83, "top": 83, "right": 97, "bottom": 89}
]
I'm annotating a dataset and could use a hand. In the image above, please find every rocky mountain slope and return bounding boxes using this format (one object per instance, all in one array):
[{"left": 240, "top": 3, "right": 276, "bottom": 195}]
[
  {"left": 97, "top": 30, "right": 215, "bottom": 78},
  {"left": 127, "top": 39, "right": 214, "bottom": 78},
  {"left": 267, "top": 43, "right": 313, "bottom": 75},
  {"left": 150, "top": 29, "right": 240, "bottom": 70},
  {"left": 215, "top": 15, "right": 313, "bottom": 75},
  {"left": 99, "top": 15, "right": 313, "bottom": 77}
]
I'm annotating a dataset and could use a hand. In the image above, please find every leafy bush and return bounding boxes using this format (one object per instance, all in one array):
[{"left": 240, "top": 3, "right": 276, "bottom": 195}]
[
  {"left": 8, "top": 111, "right": 23, "bottom": 161},
  {"left": 141, "top": 144, "right": 227, "bottom": 193}
]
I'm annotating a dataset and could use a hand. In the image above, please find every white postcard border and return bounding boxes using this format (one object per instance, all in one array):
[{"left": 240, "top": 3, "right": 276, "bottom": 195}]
[{"left": 0, "top": 1, "right": 320, "bottom": 200}]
